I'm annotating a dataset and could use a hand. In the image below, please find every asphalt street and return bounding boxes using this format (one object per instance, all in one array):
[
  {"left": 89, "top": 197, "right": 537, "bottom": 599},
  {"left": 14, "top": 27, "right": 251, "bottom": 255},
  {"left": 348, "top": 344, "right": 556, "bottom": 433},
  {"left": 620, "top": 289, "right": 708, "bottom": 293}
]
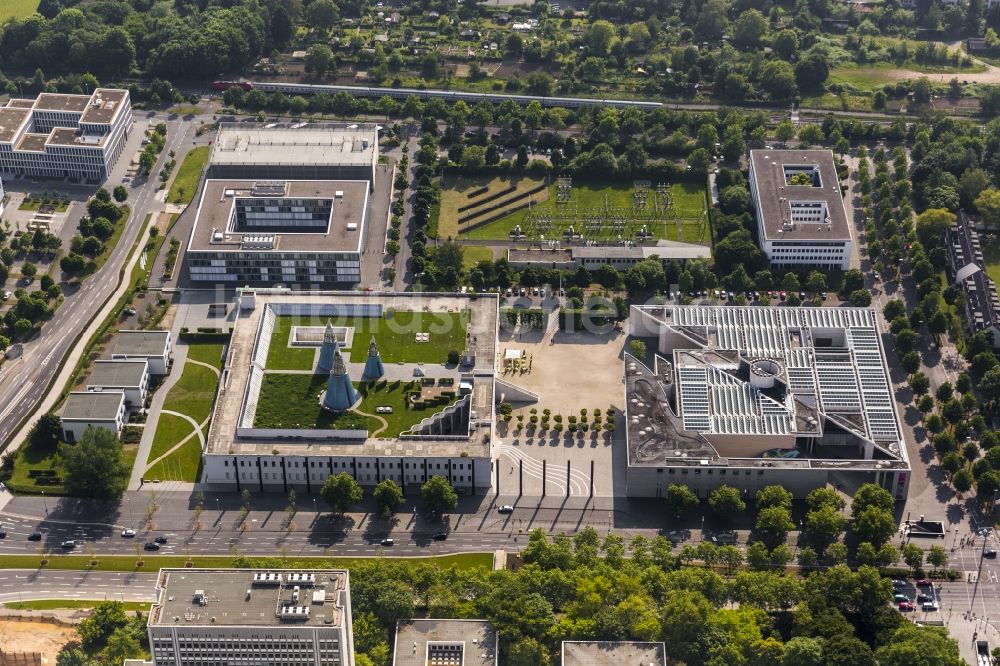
[
  {"left": 0, "top": 570, "right": 157, "bottom": 604},
  {"left": 0, "top": 113, "right": 194, "bottom": 449}
]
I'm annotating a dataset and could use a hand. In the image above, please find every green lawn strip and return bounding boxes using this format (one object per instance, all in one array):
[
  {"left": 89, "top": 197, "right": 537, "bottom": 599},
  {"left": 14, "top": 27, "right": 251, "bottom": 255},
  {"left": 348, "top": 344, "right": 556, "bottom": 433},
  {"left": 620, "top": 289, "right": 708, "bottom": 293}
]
[
  {"left": 5, "top": 600, "right": 152, "bottom": 612},
  {"left": 7, "top": 553, "right": 491, "bottom": 571},
  {"left": 267, "top": 311, "right": 468, "bottom": 370},
  {"left": 143, "top": 436, "right": 202, "bottom": 482},
  {"left": 459, "top": 180, "right": 708, "bottom": 243},
  {"left": 147, "top": 413, "right": 197, "bottom": 463},
  {"left": 254, "top": 376, "right": 458, "bottom": 435},
  {"left": 162, "top": 364, "right": 220, "bottom": 426},
  {"left": 0, "top": 0, "right": 40, "bottom": 21},
  {"left": 168, "top": 146, "right": 210, "bottom": 205},
  {"left": 184, "top": 342, "right": 225, "bottom": 370},
  {"left": 461, "top": 246, "right": 494, "bottom": 269}
]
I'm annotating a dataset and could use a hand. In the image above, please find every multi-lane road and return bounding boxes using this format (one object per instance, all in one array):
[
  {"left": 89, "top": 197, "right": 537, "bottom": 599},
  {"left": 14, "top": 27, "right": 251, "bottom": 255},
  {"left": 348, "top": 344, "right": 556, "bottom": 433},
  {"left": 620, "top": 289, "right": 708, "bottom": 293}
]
[
  {"left": 0, "top": 570, "right": 157, "bottom": 604},
  {"left": 0, "top": 113, "right": 194, "bottom": 449}
]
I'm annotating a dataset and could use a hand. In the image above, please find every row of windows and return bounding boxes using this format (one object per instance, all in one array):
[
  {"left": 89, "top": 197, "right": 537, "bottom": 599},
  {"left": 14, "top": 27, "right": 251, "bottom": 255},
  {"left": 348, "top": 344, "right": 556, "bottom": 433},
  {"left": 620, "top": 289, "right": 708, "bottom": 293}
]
[
  {"left": 666, "top": 468, "right": 765, "bottom": 475},
  {"left": 227, "top": 471, "right": 473, "bottom": 483},
  {"left": 225, "top": 459, "right": 472, "bottom": 471}
]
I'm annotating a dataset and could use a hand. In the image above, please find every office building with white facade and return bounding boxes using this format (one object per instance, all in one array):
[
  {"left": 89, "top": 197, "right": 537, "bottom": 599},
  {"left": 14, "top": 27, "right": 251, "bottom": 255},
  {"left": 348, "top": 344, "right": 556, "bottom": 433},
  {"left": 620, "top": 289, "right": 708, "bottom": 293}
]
[
  {"left": 0, "top": 88, "right": 131, "bottom": 181},
  {"left": 184, "top": 179, "right": 368, "bottom": 285},
  {"left": 626, "top": 305, "right": 909, "bottom": 500},
  {"left": 86, "top": 360, "right": 150, "bottom": 408},
  {"left": 148, "top": 568, "right": 354, "bottom": 666},
  {"left": 199, "top": 290, "right": 497, "bottom": 494},
  {"left": 182, "top": 124, "right": 383, "bottom": 286},
  {"left": 748, "top": 149, "right": 853, "bottom": 271},
  {"left": 111, "top": 330, "right": 172, "bottom": 375}
]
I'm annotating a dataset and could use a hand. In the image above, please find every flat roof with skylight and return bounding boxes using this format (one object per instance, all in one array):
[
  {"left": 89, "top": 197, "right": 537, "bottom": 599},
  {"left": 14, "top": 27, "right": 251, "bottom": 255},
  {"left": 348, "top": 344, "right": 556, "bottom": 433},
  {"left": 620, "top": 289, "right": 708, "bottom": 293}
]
[
  {"left": 392, "top": 619, "right": 497, "bottom": 666},
  {"left": 186, "top": 179, "right": 369, "bottom": 255},
  {"left": 211, "top": 125, "right": 378, "bottom": 168},
  {"left": 562, "top": 641, "right": 666, "bottom": 666},
  {"left": 749, "top": 149, "right": 851, "bottom": 243}
]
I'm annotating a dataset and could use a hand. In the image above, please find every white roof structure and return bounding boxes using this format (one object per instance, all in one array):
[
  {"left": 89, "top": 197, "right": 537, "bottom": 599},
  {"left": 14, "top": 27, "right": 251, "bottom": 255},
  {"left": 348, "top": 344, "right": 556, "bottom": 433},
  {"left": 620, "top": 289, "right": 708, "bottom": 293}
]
[{"left": 627, "top": 305, "right": 907, "bottom": 467}]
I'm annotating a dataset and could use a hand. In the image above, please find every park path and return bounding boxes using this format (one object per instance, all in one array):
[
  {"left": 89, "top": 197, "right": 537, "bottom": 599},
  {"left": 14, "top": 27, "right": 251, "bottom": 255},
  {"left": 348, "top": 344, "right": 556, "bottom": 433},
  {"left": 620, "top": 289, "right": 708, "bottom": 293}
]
[
  {"left": 140, "top": 354, "right": 219, "bottom": 477},
  {"left": 142, "top": 410, "right": 206, "bottom": 472},
  {"left": 349, "top": 407, "right": 388, "bottom": 437}
]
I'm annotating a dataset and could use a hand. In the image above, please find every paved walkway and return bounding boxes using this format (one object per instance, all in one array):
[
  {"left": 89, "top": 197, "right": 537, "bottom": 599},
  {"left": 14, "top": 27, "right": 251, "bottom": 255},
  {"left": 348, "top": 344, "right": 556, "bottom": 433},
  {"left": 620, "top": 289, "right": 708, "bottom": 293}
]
[
  {"left": 128, "top": 343, "right": 189, "bottom": 491},
  {"left": 142, "top": 409, "right": 204, "bottom": 472}
]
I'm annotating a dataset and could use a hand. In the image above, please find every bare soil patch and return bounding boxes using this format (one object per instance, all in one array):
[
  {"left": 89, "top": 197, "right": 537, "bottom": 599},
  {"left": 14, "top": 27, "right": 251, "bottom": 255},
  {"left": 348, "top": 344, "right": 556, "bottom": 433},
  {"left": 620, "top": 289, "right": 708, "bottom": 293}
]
[{"left": 0, "top": 618, "right": 78, "bottom": 664}]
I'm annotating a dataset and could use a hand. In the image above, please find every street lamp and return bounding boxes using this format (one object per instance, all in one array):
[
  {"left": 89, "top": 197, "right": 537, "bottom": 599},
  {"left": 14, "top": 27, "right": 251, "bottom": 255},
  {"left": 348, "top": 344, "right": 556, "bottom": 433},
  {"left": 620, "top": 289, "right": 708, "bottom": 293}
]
[
  {"left": 216, "top": 498, "right": 220, "bottom": 513},
  {"left": 41, "top": 490, "right": 47, "bottom": 518}
]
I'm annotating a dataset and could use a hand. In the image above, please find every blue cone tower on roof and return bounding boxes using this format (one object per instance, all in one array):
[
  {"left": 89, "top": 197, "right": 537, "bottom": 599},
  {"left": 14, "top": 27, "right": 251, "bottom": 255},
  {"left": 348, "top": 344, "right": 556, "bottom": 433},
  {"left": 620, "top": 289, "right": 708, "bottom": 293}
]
[
  {"left": 317, "top": 320, "right": 338, "bottom": 373},
  {"left": 322, "top": 345, "right": 358, "bottom": 411},
  {"left": 362, "top": 336, "right": 384, "bottom": 380}
]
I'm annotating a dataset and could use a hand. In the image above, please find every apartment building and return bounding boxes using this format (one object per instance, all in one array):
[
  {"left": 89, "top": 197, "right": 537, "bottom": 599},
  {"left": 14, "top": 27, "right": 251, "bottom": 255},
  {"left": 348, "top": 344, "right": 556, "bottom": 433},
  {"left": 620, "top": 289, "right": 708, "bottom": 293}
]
[{"left": 0, "top": 88, "right": 131, "bottom": 181}]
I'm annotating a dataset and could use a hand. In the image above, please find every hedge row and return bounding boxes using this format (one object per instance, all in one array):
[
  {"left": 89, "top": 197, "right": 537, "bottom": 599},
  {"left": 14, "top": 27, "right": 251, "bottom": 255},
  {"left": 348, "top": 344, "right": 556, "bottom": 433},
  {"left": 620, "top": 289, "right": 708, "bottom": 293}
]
[
  {"left": 460, "top": 200, "right": 533, "bottom": 233},
  {"left": 465, "top": 185, "right": 489, "bottom": 200},
  {"left": 459, "top": 182, "right": 548, "bottom": 223},
  {"left": 457, "top": 184, "right": 517, "bottom": 212},
  {"left": 559, "top": 308, "right": 618, "bottom": 331}
]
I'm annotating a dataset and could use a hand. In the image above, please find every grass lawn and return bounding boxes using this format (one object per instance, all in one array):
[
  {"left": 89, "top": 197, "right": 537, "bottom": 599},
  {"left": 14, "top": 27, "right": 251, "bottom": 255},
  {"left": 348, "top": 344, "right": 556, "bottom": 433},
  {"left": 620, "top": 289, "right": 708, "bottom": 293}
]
[
  {"left": 162, "top": 363, "right": 220, "bottom": 425},
  {"left": 254, "top": 376, "right": 459, "bottom": 435},
  {"left": 18, "top": 200, "right": 69, "bottom": 212},
  {"left": 266, "top": 311, "right": 469, "bottom": 371},
  {"left": 462, "top": 246, "right": 494, "bottom": 269},
  {"left": 983, "top": 242, "right": 1000, "bottom": 286},
  {"left": 0, "top": 0, "right": 40, "bottom": 21},
  {"left": 829, "top": 64, "right": 901, "bottom": 89},
  {"left": 143, "top": 435, "right": 202, "bottom": 482},
  {"left": 5, "top": 600, "right": 152, "bottom": 612},
  {"left": 2, "top": 552, "right": 491, "bottom": 572},
  {"left": 185, "top": 342, "right": 225, "bottom": 370},
  {"left": 437, "top": 175, "right": 547, "bottom": 239},
  {"left": 147, "top": 413, "right": 196, "bottom": 463},
  {"left": 458, "top": 179, "right": 709, "bottom": 244},
  {"left": 167, "top": 146, "right": 210, "bottom": 205},
  {"left": 6, "top": 439, "right": 65, "bottom": 495}
]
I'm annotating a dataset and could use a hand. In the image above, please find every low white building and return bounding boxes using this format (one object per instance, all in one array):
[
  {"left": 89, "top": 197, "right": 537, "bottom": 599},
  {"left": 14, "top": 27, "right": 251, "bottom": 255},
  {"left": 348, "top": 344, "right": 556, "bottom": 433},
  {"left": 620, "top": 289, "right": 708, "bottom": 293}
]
[
  {"left": 748, "top": 149, "right": 853, "bottom": 271},
  {"left": 111, "top": 330, "right": 172, "bottom": 375},
  {"left": 61, "top": 391, "right": 126, "bottom": 442},
  {"left": 86, "top": 360, "right": 149, "bottom": 408}
]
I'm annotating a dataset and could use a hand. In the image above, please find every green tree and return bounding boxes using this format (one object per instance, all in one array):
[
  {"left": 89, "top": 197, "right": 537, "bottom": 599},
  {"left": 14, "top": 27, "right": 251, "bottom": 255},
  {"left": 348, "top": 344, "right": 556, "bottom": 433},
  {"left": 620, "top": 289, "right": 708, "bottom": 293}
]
[
  {"left": 915, "top": 208, "right": 956, "bottom": 250},
  {"left": 112, "top": 185, "right": 128, "bottom": 203},
  {"left": 902, "top": 542, "right": 924, "bottom": 571},
  {"left": 805, "top": 505, "right": 846, "bottom": 553},
  {"left": 775, "top": 120, "right": 796, "bottom": 144},
  {"left": 421, "top": 475, "right": 458, "bottom": 517},
  {"left": 306, "top": 0, "right": 339, "bottom": 31},
  {"left": 853, "top": 506, "right": 896, "bottom": 547},
  {"left": 304, "top": 44, "right": 335, "bottom": 76},
  {"left": 874, "top": 624, "right": 964, "bottom": 666},
  {"left": 782, "top": 636, "right": 823, "bottom": 666},
  {"left": 851, "top": 483, "right": 895, "bottom": 518},
  {"left": 61, "top": 427, "right": 129, "bottom": 499},
  {"left": 732, "top": 9, "right": 769, "bottom": 50},
  {"left": 757, "top": 485, "right": 792, "bottom": 510},
  {"left": 373, "top": 479, "right": 404, "bottom": 517},
  {"left": 320, "top": 472, "right": 363, "bottom": 514},
  {"left": 666, "top": 483, "right": 699, "bottom": 517},
  {"left": 508, "top": 637, "right": 551, "bottom": 666},
  {"left": 78, "top": 601, "right": 129, "bottom": 648},
  {"left": 756, "top": 506, "right": 795, "bottom": 549},
  {"left": 629, "top": 339, "right": 647, "bottom": 358},
  {"left": 976, "top": 189, "right": 1000, "bottom": 229},
  {"left": 926, "top": 545, "right": 948, "bottom": 569},
  {"left": 806, "top": 487, "right": 845, "bottom": 512},
  {"left": 709, "top": 484, "right": 746, "bottom": 516}
]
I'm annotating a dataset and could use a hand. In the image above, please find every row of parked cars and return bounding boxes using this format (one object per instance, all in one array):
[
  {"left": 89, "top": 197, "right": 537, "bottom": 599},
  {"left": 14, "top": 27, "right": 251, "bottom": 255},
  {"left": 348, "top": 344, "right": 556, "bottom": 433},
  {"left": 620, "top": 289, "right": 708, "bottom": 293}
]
[
  {"left": 892, "top": 578, "right": 939, "bottom": 612},
  {"left": 669, "top": 290, "right": 830, "bottom": 302}
]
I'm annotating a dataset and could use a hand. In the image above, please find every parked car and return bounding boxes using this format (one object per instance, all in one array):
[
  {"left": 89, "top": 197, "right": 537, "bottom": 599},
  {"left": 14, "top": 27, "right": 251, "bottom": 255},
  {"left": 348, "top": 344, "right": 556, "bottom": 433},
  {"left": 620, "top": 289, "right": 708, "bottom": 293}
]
[
  {"left": 892, "top": 579, "right": 907, "bottom": 588},
  {"left": 922, "top": 601, "right": 939, "bottom": 612},
  {"left": 125, "top": 307, "right": 137, "bottom": 316},
  {"left": 915, "top": 579, "right": 933, "bottom": 587},
  {"left": 497, "top": 505, "right": 514, "bottom": 514},
  {"left": 893, "top": 593, "right": 910, "bottom": 603},
  {"left": 898, "top": 601, "right": 915, "bottom": 611},
  {"left": 917, "top": 593, "right": 934, "bottom": 603},
  {"left": 431, "top": 532, "right": 448, "bottom": 541},
  {"left": 143, "top": 542, "right": 160, "bottom": 551}
]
